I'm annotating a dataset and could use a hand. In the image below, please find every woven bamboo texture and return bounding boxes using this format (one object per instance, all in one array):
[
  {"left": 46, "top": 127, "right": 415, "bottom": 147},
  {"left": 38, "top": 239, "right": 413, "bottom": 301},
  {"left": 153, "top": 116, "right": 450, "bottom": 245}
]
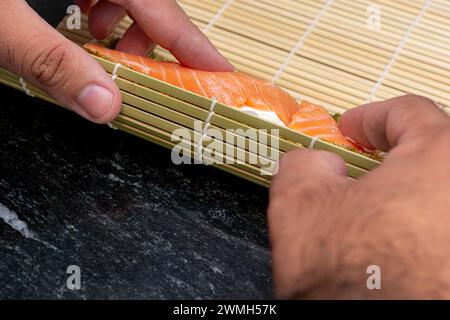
[{"left": 1, "top": 0, "right": 449, "bottom": 186}]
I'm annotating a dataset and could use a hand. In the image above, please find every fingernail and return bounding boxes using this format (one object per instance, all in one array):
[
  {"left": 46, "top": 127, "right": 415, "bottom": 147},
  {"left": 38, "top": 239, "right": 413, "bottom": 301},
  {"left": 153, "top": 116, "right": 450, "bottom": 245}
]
[{"left": 77, "top": 84, "right": 113, "bottom": 119}]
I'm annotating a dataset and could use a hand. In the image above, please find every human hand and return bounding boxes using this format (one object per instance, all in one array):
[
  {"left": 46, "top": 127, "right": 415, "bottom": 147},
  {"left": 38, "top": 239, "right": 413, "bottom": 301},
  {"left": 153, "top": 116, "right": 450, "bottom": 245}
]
[
  {"left": 0, "top": 0, "right": 232, "bottom": 123},
  {"left": 268, "top": 95, "right": 450, "bottom": 299}
]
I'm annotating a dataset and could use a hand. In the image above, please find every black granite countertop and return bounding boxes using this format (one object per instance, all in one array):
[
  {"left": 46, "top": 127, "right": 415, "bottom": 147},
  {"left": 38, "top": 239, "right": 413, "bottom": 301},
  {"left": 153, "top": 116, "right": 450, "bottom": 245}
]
[{"left": 0, "top": 85, "right": 272, "bottom": 299}]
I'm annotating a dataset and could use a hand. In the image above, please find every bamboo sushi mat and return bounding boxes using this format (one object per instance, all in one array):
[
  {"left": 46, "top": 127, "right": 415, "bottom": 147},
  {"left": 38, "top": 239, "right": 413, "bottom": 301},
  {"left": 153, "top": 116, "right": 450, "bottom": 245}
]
[
  {"left": 0, "top": 0, "right": 449, "bottom": 187},
  {"left": 63, "top": 0, "right": 449, "bottom": 113},
  {"left": 177, "top": 0, "right": 450, "bottom": 113}
]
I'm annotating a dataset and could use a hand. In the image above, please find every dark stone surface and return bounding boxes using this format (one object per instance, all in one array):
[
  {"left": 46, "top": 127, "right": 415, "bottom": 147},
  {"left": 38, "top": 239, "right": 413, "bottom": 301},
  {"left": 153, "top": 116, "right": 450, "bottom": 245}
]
[
  {"left": 25, "top": 0, "right": 73, "bottom": 27},
  {"left": 0, "top": 85, "right": 272, "bottom": 299}
]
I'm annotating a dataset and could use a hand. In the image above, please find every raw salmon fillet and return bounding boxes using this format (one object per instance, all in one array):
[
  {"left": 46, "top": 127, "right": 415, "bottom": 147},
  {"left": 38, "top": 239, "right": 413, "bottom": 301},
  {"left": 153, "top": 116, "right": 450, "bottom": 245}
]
[
  {"left": 290, "top": 101, "right": 362, "bottom": 150},
  {"left": 85, "top": 43, "right": 297, "bottom": 124},
  {"left": 84, "top": 43, "right": 361, "bottom": 151}
]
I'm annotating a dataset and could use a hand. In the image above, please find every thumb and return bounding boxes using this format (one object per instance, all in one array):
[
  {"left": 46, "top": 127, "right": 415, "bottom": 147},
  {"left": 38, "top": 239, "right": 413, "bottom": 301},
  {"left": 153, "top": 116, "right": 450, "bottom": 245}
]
[
  {"left": 268, "top": 149, "right": 349, "bottom": 298},
  {"left": 269, "top": 149, "right": 348, "bottom": 249},
  {"left": 0, "top": 1, "right": 121, "bottom": 123},
  {"left": 271, "top": 149, "right": 348, "bottom": 196}
]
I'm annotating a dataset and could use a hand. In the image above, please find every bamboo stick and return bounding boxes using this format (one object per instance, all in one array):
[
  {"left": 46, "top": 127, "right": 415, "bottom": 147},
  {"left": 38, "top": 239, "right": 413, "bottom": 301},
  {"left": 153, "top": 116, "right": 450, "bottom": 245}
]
[
  {"left": 1, "top": 0, "right": 448, "bottom": 188},
  {"left": 183, "top": 0, "right": 450, "bottom": 53},
  {"left": 0, "top": 72, "right": 372, "bottom": 182},
  {"left": 59, "top": 11, "right": 446, "bottom": 107}
]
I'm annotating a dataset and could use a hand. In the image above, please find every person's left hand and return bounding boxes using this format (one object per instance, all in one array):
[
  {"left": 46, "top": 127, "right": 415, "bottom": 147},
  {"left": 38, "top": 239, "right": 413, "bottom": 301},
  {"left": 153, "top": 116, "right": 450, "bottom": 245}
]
[
  {"left": 0, "top": 0, "right": 232, "bottom": 124},
  {"left": 76, "top": 0, "right": 232, "bottom": 69}
]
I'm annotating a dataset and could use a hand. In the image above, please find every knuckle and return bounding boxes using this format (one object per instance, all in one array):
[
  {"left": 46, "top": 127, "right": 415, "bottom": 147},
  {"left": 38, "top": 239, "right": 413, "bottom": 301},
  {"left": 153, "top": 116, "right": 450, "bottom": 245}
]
[
  {"left": 272, "top": 150, "right": 342, "bottom": 199},
  {"left": 389, "top": 95, "right": 449, "bottom": 141},
  {"left": 24, "top": 42, "right": 72, "bottom": 89},
  {"left": 272, "top": 175, "right": 334, "bottom": 211},
  {"left": 401, "top": 94, "right": 434, "bottom": 107},
  {"left": 294, "top": 176, "right": 336, "bottom": 204},
  {"left": 391, "top": 95, "right": 436, "bottom": 123},
  {"left": 388, "top": 96, "right": 432, "bottom": 128},
  {"left": 394, "top": 94, "right": 435, "bottom": 113}
]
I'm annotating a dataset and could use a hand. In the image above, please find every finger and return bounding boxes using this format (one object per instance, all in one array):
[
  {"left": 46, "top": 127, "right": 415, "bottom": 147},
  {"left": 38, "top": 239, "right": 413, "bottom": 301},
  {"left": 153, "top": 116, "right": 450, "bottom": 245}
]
[
  {"left": 0, "top": 1, "right": 121, "bottom": 123},
  {"left": 88, "top": 0, "right": 126, "bottom": 40},
  {"left": 271, "top": 149, "right": 347, "bottom": 194},
  {"left": 108, "top": 0, "right": 234, "bottom": 71},
  {"left": 116, "top": 22, "right": 156, "bottom": 55},
  {"left": 75, "top": 0, "right": 98, "bottom": 13},
  {"left": 269, "top": 149, "right": 348, "bottom": 244},
  {"left": 340, "top": 95, "right": 449, "bottom": 152},
  {"left": 268, "top": 149, "right": 349, "bottom": 298}
]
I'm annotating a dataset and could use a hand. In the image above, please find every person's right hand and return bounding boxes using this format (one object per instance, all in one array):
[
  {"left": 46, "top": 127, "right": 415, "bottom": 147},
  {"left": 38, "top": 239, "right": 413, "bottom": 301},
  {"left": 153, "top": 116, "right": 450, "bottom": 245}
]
[
  {"left": 0, "top": 0, "right": 232, "bottom": 123},
  {"left": 268, "top": 95, "right": 450, "bottom": 299}
]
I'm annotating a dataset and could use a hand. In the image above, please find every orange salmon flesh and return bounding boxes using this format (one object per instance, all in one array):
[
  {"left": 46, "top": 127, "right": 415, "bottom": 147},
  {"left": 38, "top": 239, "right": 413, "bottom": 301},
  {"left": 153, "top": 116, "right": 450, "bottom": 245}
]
[{"left": 84, "top": 43, "right": 361, "bottom": 151}]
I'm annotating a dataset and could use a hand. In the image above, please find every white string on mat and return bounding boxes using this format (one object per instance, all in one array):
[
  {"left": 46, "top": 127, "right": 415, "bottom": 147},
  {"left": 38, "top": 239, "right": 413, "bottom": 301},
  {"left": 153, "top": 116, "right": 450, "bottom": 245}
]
[
  {"left": 308, "top": 136, "right": 321, "bottom": 149},
  {"left": 203, "top": 0, "right": 236, "bottom": 33},
  {"left": 366, "top": 0, "right": 432, "bottom": 103},
  {"left": 106, "top": 63, "right": 122, "bottom": 130},
  {"left": 111, "top": 62, "right": 122, "bottom": 81},
  {"left": 271, "top": 0, "right": 335, "bottom": 84},
  {"left": 196, "top": 98, "right": 218, "bottom": 162},
  {"left": 19, "top": 78, "right": 35, "bottom": 97},
  {"left": 107, "top": 123, "right": 118, "bottom": 130}
]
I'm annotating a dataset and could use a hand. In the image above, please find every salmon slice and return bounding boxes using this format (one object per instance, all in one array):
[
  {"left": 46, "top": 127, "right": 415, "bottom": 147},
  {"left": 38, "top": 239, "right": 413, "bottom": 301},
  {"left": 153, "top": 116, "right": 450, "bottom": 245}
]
[
  {"left": 289, "top": 101, "right": 362, "bottom": 150},
  {"left": 84, "top": 43, "right": 297, "bottom": 124},
  {"left": 84, "top": 43, "right": 361, "bottom": 151}
]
